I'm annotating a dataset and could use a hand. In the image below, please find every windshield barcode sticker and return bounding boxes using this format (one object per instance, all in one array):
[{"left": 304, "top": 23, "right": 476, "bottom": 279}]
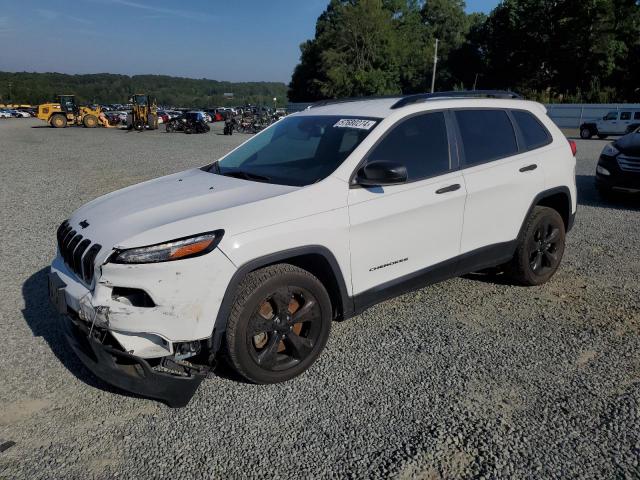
[{"left": 333, "top": 119, "right": 376, "bottom": 130}]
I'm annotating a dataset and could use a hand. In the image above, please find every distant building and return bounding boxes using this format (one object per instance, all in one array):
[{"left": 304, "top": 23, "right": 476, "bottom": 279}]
[{"left": 223, "top": 93, "right": 234, "bottom": 98}]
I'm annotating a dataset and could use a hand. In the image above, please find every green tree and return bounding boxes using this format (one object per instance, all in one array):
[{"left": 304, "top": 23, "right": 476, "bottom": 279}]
[
  {"left": 290, "top": 0, "right": 403, "bottom": 101},
  {"left": 0, "top": 72, "right": 288, "bottom": 107},
  {"left": 289, "top": 0, "right": 483, "bottom": 100}
]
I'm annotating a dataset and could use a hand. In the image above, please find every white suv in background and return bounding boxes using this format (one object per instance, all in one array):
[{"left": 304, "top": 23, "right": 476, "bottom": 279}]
[
  {"left": 580, "top": 109, "right": 640, "bottom": 139},
  {"left": 49, "top": 91, "right": 577, "bottom": 407}
]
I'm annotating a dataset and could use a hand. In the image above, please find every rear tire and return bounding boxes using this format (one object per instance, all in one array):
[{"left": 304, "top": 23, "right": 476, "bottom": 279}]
[
  {"left": 580, "top": 127, "right": 592, "bottom": 139},
  {"left": 225, "top": 264, "right": 332, "bottom": 384},
  {"left": 506, "top": 206, "right": 565, "bottom": 286},
  {"left": 50, "top": 114, "right": 67, "bottom": 128},
  {"left": 83, "top": 115, "right": 98, "bottom": 128}
]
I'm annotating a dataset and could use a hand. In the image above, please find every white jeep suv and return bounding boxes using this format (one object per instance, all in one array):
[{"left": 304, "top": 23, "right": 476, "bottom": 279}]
[{"left": 49, "top": 91, "right": 577, "bottom": 406}]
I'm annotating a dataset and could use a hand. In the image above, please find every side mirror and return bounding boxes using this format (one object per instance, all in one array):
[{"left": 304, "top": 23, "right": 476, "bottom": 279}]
[{"left": 356, "top": 160, "right": 408, "bottom": 187}]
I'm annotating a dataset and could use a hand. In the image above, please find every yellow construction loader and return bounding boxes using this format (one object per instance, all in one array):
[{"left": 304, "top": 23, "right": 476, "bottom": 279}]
[
  {"left": 126, "top": 94, "right": 158, "bottom": 130},
  {"left": 37, "top": 95, "right": 103, "bottom": 128}
]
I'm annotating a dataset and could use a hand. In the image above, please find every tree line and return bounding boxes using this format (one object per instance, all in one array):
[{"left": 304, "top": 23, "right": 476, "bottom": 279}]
[
  {"left": 0, "top": 72, "right": 288, "bottom": 107},
  {"left": 288, "top": 0, "right": 640, "bottom": 103}
]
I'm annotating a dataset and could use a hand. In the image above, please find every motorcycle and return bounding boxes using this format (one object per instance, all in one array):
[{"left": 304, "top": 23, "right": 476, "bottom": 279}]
[{"left": 166, "top": 113, "right": 210, "bottom": 134}]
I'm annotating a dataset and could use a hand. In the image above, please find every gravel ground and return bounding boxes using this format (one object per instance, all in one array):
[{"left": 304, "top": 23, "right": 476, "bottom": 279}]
[{"left": 0, "top": 118, "right": 639, "bottom": 479}]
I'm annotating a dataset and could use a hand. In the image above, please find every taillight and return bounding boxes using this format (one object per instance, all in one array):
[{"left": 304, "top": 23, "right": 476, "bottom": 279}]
[{"left": 568, "top": 139, "right": 577, "bottom": 156}]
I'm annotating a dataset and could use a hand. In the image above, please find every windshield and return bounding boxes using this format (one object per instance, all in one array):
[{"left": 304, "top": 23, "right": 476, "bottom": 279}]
[{"left": 211, "top": 115, "right": 380, "bottom": 186}]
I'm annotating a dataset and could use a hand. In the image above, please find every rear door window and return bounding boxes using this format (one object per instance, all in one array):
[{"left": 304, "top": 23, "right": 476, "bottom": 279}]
[
  {"left": 634, "top": 112, "right": 640, "bottom": 120},
  {"left": 511, "top": 110, "right": 551, "bottom": 151},
  {"left": 621, "top": 112, "right": 632, "bottom": 120},
  {"left": 455, "top": 110, "right": 518, "bottom": 166}
]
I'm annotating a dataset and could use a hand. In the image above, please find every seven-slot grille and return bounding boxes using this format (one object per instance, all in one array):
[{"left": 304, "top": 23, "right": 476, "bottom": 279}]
[
  {"left": 617, "top": 154, "right": 640, "bottom": 173},
  {"left": 56, "top": 220, "right": 102, "bottom": 283}
]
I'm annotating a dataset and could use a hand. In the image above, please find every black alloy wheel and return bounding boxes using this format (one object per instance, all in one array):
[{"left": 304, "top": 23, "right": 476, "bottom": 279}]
[
  {"left": 507, "top": 206, "right": 566, "bottom": 286},
  {"left": 225, "top": 264, "right": 332, "bottom": 384},
  {"left": 248, "top": 287, "right": 322, "bottom": 372},
  {"left": 527, "top": 220, "right": 561, "bottom": 276}
]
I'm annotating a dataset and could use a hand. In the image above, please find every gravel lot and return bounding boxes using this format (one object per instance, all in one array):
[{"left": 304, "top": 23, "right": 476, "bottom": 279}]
[{"left": 0, "top": 118, "right": 639, "bottom": 479}]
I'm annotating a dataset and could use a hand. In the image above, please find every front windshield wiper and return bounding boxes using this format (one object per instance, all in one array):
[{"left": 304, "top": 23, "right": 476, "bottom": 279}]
[{"left": 219, "top": 169, "right": 272, "bottom": 183}]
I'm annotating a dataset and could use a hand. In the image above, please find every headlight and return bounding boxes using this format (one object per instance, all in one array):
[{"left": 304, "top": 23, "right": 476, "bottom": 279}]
[
  {"left": 601, "top": 144, "right": 619, "bottom": 157},
  {"left": 111, "top": 230, "right": 224, "bottom": 264}
]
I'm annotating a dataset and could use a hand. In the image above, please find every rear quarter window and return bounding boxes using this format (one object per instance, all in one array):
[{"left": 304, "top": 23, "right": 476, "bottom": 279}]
[
  {"left": 455, "top": 109, "right": 518, "bottom": 166},
  {"left": 511, "top": 110, "right": 552, "bottom": 151}
]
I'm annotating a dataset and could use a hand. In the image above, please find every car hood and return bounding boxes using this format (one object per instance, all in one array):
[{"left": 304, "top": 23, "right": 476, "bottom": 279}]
[
  {"left": 67, "top": 168, "right": 299, "bottom": 262},
  {"left": 615, "top": 132, "right": 640, "bottom": 156}
]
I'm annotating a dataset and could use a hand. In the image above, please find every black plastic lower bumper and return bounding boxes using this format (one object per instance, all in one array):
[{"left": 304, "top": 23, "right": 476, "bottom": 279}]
[
  {"left": 596, "top": 155, "right": 640, "bottom": 192},
  {"left": 62, "top": 315, "right": 206, "bottom": 408}
]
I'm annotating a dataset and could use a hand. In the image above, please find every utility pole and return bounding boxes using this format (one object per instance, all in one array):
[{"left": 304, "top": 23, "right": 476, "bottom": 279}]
[
  {"left": 473, "top": 73, "right": 479, "bottom": 91},
  {"left": 430, "top": 39, "right": 439, "bottom": 93},
  {"left": 7, "top": 82, "right": 12, "bottom": 103}
]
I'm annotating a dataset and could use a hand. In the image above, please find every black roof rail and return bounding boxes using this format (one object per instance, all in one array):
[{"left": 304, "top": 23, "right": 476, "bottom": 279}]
[
  {"left": 390, "top": 90, "right": 522, "bottom": 109},
  {"left": 309, "top": 95, "right": 401, "bottom": 109}
]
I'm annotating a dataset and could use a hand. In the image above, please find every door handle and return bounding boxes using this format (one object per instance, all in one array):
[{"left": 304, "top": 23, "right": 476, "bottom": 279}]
[
  {"left": 435, "top": 184, "right": 461, "bottom": 194},
  {"left": 519, "top": 164, "right": 538, "bottom": 172}
]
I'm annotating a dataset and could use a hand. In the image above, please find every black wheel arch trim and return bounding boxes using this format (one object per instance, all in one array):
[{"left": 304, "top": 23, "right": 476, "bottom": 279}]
[
  {"left": 579, "top": 122, "right": 597, "bottom": 133},
  {"left": 209, "top": 245, "right": 353, "bottom": 354},
  {"left": 518, "top": 186, "right": 575, "bottom": 237}
]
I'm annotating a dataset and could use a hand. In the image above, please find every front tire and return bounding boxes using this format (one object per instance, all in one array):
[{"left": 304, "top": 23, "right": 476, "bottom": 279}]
[
  {"left": 83, "top": 115, "right": 98, "bottom": 128},
  {"left": 506, "top": 206, "right": 565, "bottom": 286},
  {"left": 225, "top": 264, "right": 332, "bottom": 384}
]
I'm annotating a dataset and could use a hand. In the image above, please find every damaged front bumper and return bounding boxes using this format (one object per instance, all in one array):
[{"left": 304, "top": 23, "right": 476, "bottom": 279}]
[{"left": 49, "top": 271, "right": 207, "bottom": 407}]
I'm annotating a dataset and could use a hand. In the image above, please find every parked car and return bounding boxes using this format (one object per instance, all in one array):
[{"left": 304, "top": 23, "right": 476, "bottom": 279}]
[
  {"left": 157, "top": 111, "right": 170, "bottom": 124},
  {"left": 595, "top": 126, "right": 640, "bottom": 196},
  {"left": 8, "top": 109, "right": 29, "bottom": 118},
  {"left": 103, "top": 111, "right": 128, "bottom": 126},
  {"left": 0, "top": 109, "right": 12, "bottom": 118},
  {"left": 49, "top": 91, "right": 576, "bottom": 407},
  {"left": 580, "top": 109, "right": 640, "bottom": 139}
]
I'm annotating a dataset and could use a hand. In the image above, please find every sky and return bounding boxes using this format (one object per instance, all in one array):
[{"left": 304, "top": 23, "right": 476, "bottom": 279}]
[{"left": 0, "top": 0, "right": 500, "bottom": 83}]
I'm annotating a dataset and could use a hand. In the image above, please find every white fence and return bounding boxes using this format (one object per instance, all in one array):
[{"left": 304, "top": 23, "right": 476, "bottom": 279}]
[
  {"left": 287, "top": 102, "right": 640, "bottom": 129},
  {"left": 545, "top": 104, "right": 640, "bottom": 129}
]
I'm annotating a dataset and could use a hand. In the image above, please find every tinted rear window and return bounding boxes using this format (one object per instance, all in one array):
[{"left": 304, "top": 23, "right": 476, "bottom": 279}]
[
  {"left": 455, "top": 110, "right": 518, "bottom": 166},
  {"left": 511, "top": 110, "right": 551, "bottom": 150}
]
